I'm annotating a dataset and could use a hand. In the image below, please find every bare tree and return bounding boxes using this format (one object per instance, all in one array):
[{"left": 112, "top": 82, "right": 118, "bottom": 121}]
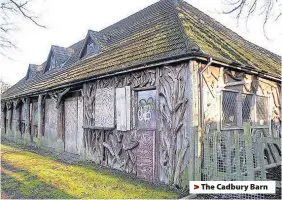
[
  {"left": 223, "top": 0, "right": 282, "bottom": 37},
  {"left": 0, "top": 0, "right": 45, "bottom": 57},
  {"left": 0, "top": 79, "right": 10, "bottom": 94}
]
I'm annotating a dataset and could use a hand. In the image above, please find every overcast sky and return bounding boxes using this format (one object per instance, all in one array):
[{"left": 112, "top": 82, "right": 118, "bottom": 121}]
[{"left": 0, "top": 0, "right": 281, "bottom": 85}]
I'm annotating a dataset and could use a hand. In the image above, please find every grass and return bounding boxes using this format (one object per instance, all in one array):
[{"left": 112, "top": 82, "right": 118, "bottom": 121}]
[{"left": 1, "top": 143, "right": 178, "bottom": 199}]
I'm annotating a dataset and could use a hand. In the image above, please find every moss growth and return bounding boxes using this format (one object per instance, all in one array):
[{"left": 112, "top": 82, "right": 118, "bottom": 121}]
[
  {"left": 176, "top": 4, "right": 281, "bottom": 77},
  {"left": 1, "top": 144, "right": 178, "bottom": 199}
]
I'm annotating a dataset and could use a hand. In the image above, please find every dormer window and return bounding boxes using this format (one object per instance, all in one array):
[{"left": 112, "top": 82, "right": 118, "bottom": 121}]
[
  {"left": 87, "top": 41, "right": 96, "bottom": 54},
  {"left": 44, "top": 45, "right": 71, "bottom": 73},
  {"left": 81, "top": 38, "right": 99, "bottom": 58},
  {"left": 79, "top": 30, "right": 101, "bottom": 59}
]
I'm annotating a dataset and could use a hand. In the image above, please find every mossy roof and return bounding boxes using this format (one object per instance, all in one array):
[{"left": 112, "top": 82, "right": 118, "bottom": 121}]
[
  {"left": 2, "top": 0, "right": 281, "bottom": 100},
  {"left": 176, "top": 1, "right": 281, "bottom": 78}
]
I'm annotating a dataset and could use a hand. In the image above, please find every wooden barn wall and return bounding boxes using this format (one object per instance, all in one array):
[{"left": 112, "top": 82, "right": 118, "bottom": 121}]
[
  {"left": 158, "top": 63, "right": 191, "bottom": 186},
  {"left": 44, "top": 98, "right": 58, "bottom": 149},
  {"left": 188, "top": 60, "right": 281, "bottom": 181},
  {"left": 64, "top": 96, "right": 83, "bottom": 155},
  {"left": 83, "top": 62, "right": 191, "bottom": 186},
  {"left": 83, "top": 68, "right": 157, "bottom": 180},
  {"left": 200, "top": 62, "right": 281, "bottom": 136}
]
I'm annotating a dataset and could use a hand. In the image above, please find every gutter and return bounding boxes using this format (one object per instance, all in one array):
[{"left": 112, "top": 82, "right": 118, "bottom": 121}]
[{"left": 2, "top": 52, "right": 281, "bottom": 101}]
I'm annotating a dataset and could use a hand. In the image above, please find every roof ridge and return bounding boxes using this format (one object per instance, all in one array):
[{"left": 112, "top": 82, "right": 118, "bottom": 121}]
[{"left": 169, "top": 0, "right": 201, "bottom": 53}]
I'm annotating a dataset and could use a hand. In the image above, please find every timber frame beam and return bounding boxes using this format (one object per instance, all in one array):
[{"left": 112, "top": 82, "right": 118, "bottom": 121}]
[{"left": 2, "top": 52, "right": 280, "bottom": 102}]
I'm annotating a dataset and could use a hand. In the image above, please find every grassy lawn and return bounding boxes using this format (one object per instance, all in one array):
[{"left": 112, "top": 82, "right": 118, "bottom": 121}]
[{"left": 1, "top": 143, "right": 178, "bottom": 199}]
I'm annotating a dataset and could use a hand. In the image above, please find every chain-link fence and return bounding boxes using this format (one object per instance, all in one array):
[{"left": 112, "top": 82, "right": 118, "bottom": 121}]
[{"left": 201, "top": 125, "right": 281, "bottom": 199}]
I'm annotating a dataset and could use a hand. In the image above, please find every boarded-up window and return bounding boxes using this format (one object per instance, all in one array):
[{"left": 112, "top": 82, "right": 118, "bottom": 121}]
[
  {"left": 137, "top": 90, "right": 156, "bottom": 129},
  {"left": 116, "top": 86, "right": 131, "bottom": 131},
  {"left": 94, "top": 87, "right": 115, "bottom": 128}
]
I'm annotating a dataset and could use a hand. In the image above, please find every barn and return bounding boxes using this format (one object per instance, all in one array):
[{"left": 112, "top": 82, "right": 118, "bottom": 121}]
[{"left": 1, "top": 0, "right": 281, "bottom": 189}]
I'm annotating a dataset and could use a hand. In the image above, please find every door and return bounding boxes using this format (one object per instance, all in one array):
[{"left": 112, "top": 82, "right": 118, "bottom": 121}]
[
  {"left": 44, "top": 99, "right": 58, "bottom": 148},
  {"left": 64, "top": 96, "right": 83, "bottom": 154},
  {"left": 135, "top": 89, "right": 156, "bottom": 181}
]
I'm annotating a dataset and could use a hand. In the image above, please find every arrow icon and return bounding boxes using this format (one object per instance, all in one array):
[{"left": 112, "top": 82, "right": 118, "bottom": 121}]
[{"left": 194, "top": 185, "right": 199, "bottom": 190}]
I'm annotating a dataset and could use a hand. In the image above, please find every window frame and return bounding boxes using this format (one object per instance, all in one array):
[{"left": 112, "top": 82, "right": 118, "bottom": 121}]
[
  {"left": 133, "top": 86, "right": 157, "bottom": 131},
  {"left": 220, "top": 89, "right": 270, "bottom": 131}
]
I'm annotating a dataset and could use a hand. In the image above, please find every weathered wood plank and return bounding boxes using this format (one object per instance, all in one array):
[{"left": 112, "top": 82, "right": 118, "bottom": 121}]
[
  {"left": 57, "top": 101, "right": 64, "bottom": 141},
  {"left": 257, "top": 138, "right": 266, "bottom": 180},
  {"left": 155, "top": 67, "right": 160, "bottom": 181},
  {"left": 234, "top": 130, "right": 241, "bottom": 180},
  {"left": 116, "top": 87, "right": 131, "bottom": 131},
  {"left": 244, "top": 123, "right": 255, "bottom": 180},
  {"left": 38, "top": 95, "right": 43, "bottom": 139}
]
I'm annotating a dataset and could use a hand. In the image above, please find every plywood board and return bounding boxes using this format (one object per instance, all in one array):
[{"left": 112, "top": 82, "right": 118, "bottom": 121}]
[
  {"left": 116, "top": 87, "right": 126, "bottom": 131},
  {"left": 44, "top": 99, "right": 57, "bottom": 148},
  {"left": 64, "top": 97, "right": 78, "bottom": 154},
  {"left": 77, "top": 97, "right": 84, "bottom": 154},
  {"left": 125, "top": 86, "right": 131, "bottom": 130},
  {"left": 94, "top": 87, "right": 115, "bottom": 128},
  {"left": 116, "top": 86, "right": 131, "bottom": 131}
]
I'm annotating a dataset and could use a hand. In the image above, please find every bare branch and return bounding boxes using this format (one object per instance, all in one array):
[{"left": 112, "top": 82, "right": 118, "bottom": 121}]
[
  {"left": 9, "top": 0, "right": 46, "bottom": 28},
  {"left": 0, "top": 0, "right": 45, "bottom": 58},
  {"left": 223, "top": 0, "right": 282, "bottom": 38}
]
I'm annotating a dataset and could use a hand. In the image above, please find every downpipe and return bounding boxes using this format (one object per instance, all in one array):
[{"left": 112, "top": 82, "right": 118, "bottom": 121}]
[
  {"left": 195, "top": 57, "right": 213, "bottom": 181},
  {"left": 199, "top": 57, "right": 213, "bottom": 126}
]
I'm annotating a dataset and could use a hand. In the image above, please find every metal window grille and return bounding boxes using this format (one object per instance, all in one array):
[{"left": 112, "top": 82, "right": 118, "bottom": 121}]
[
  {"left": 222, "top": 91, "right": 238, "bottom": 128},
  {"left": 256, "top": 96, "right": 268, "bottom": 126},
  {"left": 222, "top": 91, "right": 269, "bottom": 130},
  {"left": 242, "top": 94, "right": 253, "bottom": 124}
]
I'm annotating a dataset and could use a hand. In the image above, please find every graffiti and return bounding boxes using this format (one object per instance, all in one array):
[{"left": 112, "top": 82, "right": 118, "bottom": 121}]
[
  {"left": 137, "top": 90, "right": 156, "bottom": 129},
  {"left": 138, "top": 97, "right": 154, "bottom": 122}
]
